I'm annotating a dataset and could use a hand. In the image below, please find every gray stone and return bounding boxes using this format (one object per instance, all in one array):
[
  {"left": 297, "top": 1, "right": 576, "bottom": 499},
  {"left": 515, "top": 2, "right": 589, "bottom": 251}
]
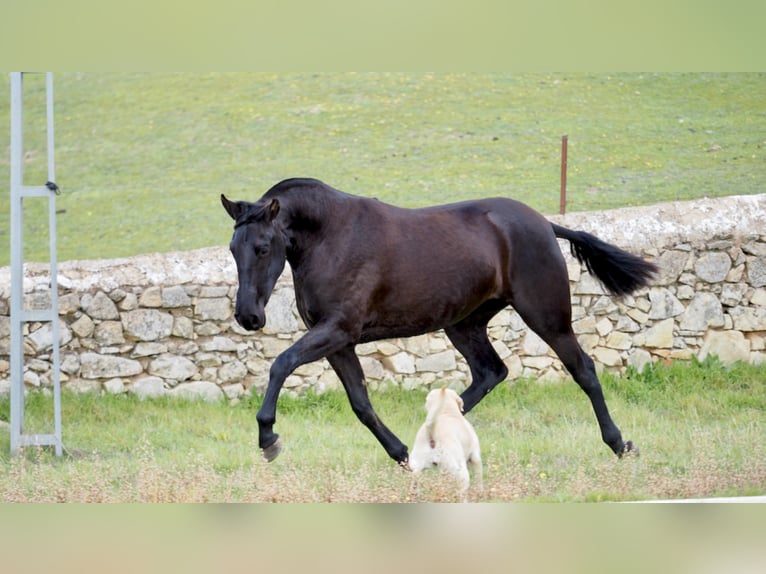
[
  {"left": 679, "top": 293, "right": 724, "bottom": 331},
  {"left": 122, "top": 309, "right": 174, "bottom": 341},
  {"left": 261, "top": 337, "right": 291, "bottom": 358},
  {"left": 653, "top": 250, "right": 689, "bottom": 286},
  {"left": 355, "top": 342, "right": 378, "bottom": 356},
  {"left": 246, "top": 357, "right": 271, "bottom": 375},
  {"left": 108, "top": 289, "right": 127, "bottom": 302},
  {"left": 58, "top": 293, "right": 81, "bottom": 315},
  {"left": 61, "top": 353, "right": 80, "bottom": 375},
  {"left": 25, "top": 290, "right": 51, "bottom": 311},
  {"left": 403, "top": 335, "right": 431, "bottom": 358},
  {"left": 728, "top": 306, "right": 766, "bottom": 332},
  {"left": 263, "top": 289, "right": 299, "bottom": 334},
  {"left": 94, "top": 321, "right": 125, "bottom": 346},
  {"left": 491, "top": 340, "right": 512, "bottom": 360},
  {"left": 161, "top": 286, "right": 191, "bottom": 308},
  {"left": 195, "top": 322, "right": 222, "bottom": 336},
  {"left": 170, "top": 381, "right": 224, "bottom": 402},
  {"left": 84, "top": 291, "right": 120, "bottom": 320},
  {"left": 70, "top": 314, "right": 95, "bottom": 338},
  {"left": 67, "top": 379, "right": 101, "bottom": 393},
  {"left": 118, "top": 293, "right": 138, "bottom": 311},
  {"left": 383, "top": 352, "right": 416, "bottom": 374},
  {"left": 360, "top": 356, "right": 386, "bottom": 380},
  {"left": 578, "top": 334, "right": 599, "bottom": 354},
  {"left": 196, "top": 353, "right": 223, "bottom": 367},
  {"left": 27, "top": 320, "right": 73, "bottom": 353},
  {"left": 573, "top": 272, "right": 606, "bottom": 295},
  {"left": 222, "top": 383, "right": 245, "bottom": 399},
  {"left": 742, "top": 240, "right": 766, "bottom": 257},
  {"left": 522, "top": 330, "right": 549, "bottom": 356},
  {"left": 593, "top": 347, "right": 622, "bottom": 367},
  {"left": 376, "top": 342, "right": 401, "bottom": 356},
  {"left": 649, "top": 288, "right": 684, "bottom": 320},
  {"left": 595, "top": 317, "right": 613, "bottom": 337},
  {"left": 615, "top": 315, "right": 640, "bottom": 333},
  {"left": 642, "top": 318, "right": 674, "bottom": 348},
  {"left": 138, "top": 287, "right": 162, "bottom": 308},
  {"left": 200, "top": 336, "right": 239, "bottom": 352},
  {"left": 591, "top": 296, "right": 618, "bottom": 315},
  {"left": 415, "top": 350, "right": 457, "bottom": 373},
  {"left": 194, "top": 298, "right": 231, "bottom": 321},
  {"left": 694, "top": 252, "right": 732, "bottom": 283},
  {"left": 572, "top": 316, "right": 596, "bottom": 334},
  {"left": 752, "top": 288, "right": 766, "bottom": 307},
  {"left": 605, "top": 331, "right": 632, "bottom": 350},
  {"left": 627, "top": 348, "right": 653, "bottom": 372},
  {"left": 294, "top": 362, "right": 325, "bottom": 377},
  {"left": 24, "top": 370, "right": 41, "bottom": 387},
  {"left": 200, "top": 286, "right": 229, "bottom": 298},
  {"left": 132, "top": 342, "right": 168, "bottom": 357},
  {"left": 148, "top": 354, "right": 197, "bottom": 381},
  {"left": 104, "top": 378, "right": 126, "bottom": 394},
  {"left": 727, "top": 264, "right": 745, "bottom": 283},
  {"left": 175, "top": 341, "right": 199, "bottom": 355},
  {"left": 218, "top": 360, "right": 248, "bottom": 384},
  {"left": 132, "top": 376, "right": 166, "bottom": 400},
  {"left": 698, "top": 331, "right": 750, "bottom": 365},
  {"left": 172, "top": 315, "right": 194, "bottom": 339},
  {"left": 80, "top": 352, "right": 143, "bottom": 379},
  {"left": 522, "top": 355, "right": 554, "bottom": 370},
  {"left": 747, "top": 257, "right": 766, "bottom": 288},
  {"left": 720, "top": 283, "right": 748, "bottom": 307},
  {"left": 676, "top": 285, "right": 696, "bottom": 300}
]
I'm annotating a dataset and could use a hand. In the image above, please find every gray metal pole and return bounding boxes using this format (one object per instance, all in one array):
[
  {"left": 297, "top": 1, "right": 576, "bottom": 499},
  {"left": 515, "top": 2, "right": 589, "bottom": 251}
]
[
  {"left": 46, "top": 72, "right": 63, "bottom": 457},
  {"left": 9, "top": 72, "right": 63, "bottom": 457},
  {"left": 9, "top": 72, "right": 25, "bottom": 456}
]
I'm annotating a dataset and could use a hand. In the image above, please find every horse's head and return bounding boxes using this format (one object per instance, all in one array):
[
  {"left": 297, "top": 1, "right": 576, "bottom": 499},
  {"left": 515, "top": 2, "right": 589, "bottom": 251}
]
[{"left": 221, "top": 194, "right": 287, "bottom": 331}]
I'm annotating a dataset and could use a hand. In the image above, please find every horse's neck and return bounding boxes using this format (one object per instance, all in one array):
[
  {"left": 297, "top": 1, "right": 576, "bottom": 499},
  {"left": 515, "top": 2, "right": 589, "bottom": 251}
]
[{"left": 280, "top": 191, "right": 337, "bottom": 266}]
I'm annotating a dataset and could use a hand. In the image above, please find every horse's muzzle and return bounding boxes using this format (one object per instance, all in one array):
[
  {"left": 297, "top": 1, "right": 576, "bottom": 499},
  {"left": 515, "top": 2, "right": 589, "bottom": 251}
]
[{"left": 234, "top": 310, "right": 265, "bottom": 331}]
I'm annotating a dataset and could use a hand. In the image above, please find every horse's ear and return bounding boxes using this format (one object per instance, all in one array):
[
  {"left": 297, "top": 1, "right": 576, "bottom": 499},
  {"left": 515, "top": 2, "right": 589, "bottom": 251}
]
[
  {"left": 221, "top": 194, "right": 244, "bottom": 221},
  {"left": 267, "top": 199, "right": 280, "bottom": 221}
]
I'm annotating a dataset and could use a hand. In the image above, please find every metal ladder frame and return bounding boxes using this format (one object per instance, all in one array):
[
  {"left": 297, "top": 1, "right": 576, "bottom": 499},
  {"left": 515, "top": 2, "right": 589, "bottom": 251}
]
[{"left": 9, "top": 72, "right": 63, "bottom": 456}]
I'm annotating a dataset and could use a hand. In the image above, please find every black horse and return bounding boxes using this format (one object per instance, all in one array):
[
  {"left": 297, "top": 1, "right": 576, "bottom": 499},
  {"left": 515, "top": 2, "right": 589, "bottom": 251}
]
[{"left": 221, "top": 178, "right": 656, "bottom": 466}]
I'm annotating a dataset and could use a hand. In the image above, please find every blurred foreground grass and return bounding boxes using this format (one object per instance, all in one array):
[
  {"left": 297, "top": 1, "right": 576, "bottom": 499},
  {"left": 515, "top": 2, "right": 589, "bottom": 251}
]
[{"left": 1, "top": 358, "right": 763, "bottom": 502}]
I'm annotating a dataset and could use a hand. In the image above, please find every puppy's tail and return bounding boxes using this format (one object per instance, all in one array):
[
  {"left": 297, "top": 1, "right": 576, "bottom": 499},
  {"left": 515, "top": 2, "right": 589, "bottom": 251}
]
[{"left": 424, "top": 386, "right": 448, "bottom": 439}]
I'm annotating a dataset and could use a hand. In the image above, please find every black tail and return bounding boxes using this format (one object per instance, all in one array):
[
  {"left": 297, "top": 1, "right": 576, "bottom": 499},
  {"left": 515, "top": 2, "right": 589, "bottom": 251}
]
[{"left": 551, "top": 223, "right": 657, "bottom": 297}]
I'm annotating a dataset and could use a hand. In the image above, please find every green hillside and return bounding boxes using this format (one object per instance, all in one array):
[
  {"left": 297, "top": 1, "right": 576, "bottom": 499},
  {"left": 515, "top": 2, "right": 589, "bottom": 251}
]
[{"left": 1, "top": 73, "right": 764, "bottom": 265}]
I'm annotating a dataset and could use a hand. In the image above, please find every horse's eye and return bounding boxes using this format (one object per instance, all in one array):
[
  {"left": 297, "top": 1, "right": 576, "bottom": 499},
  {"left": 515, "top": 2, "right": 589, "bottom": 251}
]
[{"left": 255, "top": 245, "right": 270, "bottom": 257}]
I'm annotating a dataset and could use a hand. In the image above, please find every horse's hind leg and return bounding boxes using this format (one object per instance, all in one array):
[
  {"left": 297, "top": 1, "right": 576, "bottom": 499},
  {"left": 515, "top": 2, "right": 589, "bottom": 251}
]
[
  {"left": 445, "top": 302, "right": 509, "bottom": 414},
  {"left": 504, "top": 230, "right": 635, "bottom": 458},
  {"left": 511, "top": 287, "right": 633, "bottom": 457},
  {"left": 327, "top": 346, "right": 410, "bottom": 466}
]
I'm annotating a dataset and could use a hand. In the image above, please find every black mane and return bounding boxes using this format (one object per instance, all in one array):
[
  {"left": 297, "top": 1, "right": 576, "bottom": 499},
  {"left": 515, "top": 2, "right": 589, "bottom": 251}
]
[{"left": 233, "top": 201, "right": 278, "bottom": 228}]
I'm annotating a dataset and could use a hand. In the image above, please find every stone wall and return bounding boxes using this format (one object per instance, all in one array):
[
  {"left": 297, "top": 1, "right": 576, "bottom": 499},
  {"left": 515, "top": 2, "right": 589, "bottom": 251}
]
[{"left": 1, "top": 194, "right": 765, "bottom": 401}]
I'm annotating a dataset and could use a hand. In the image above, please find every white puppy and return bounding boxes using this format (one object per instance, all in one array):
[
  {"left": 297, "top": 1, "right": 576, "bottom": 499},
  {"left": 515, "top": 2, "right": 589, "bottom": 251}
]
[{"left": 408, "top": 386, "right": 482, "bottom": 493}]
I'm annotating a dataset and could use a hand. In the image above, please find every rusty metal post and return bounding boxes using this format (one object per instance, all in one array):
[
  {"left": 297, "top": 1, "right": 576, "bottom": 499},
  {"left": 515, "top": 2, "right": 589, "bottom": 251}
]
[{"left": 560, "top": 134, "right": 568, "bottom": 215}]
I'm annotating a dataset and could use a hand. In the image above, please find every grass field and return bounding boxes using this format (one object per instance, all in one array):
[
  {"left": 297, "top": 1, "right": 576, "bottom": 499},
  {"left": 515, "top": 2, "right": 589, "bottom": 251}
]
[
  {"left": 1, "top": 73, "right": 764, "bottom": 503},
  {"left": 1, "top": 358, "right": 764, "bottom": 502},
  {"left": 0, "top": 72, "right": 764, "bottom": 265}
]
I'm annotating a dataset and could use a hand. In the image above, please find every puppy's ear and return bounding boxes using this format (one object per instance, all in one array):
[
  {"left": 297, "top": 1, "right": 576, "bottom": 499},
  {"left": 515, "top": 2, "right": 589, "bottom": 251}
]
[{"left": 456, "top": 395, "right": 464, "bottom": 413}]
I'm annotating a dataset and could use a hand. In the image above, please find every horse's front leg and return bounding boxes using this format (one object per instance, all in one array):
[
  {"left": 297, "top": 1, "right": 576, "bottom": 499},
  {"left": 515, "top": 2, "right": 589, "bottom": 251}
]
[
  {"left": 327, "top": 347, "right": 410, "bottom": 466},
  {"left": 257, "top": 322, "right": 352, "bottom": 462}
]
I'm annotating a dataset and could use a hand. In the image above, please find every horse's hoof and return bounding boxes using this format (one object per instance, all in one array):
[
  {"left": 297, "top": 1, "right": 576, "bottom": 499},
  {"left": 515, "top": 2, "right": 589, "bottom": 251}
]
[
  {"left": 261, "top": 437, "right": 282, "bottom": 462},
  {"left": 619, "top": 440, "right": 639, "bottom": 458}
]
